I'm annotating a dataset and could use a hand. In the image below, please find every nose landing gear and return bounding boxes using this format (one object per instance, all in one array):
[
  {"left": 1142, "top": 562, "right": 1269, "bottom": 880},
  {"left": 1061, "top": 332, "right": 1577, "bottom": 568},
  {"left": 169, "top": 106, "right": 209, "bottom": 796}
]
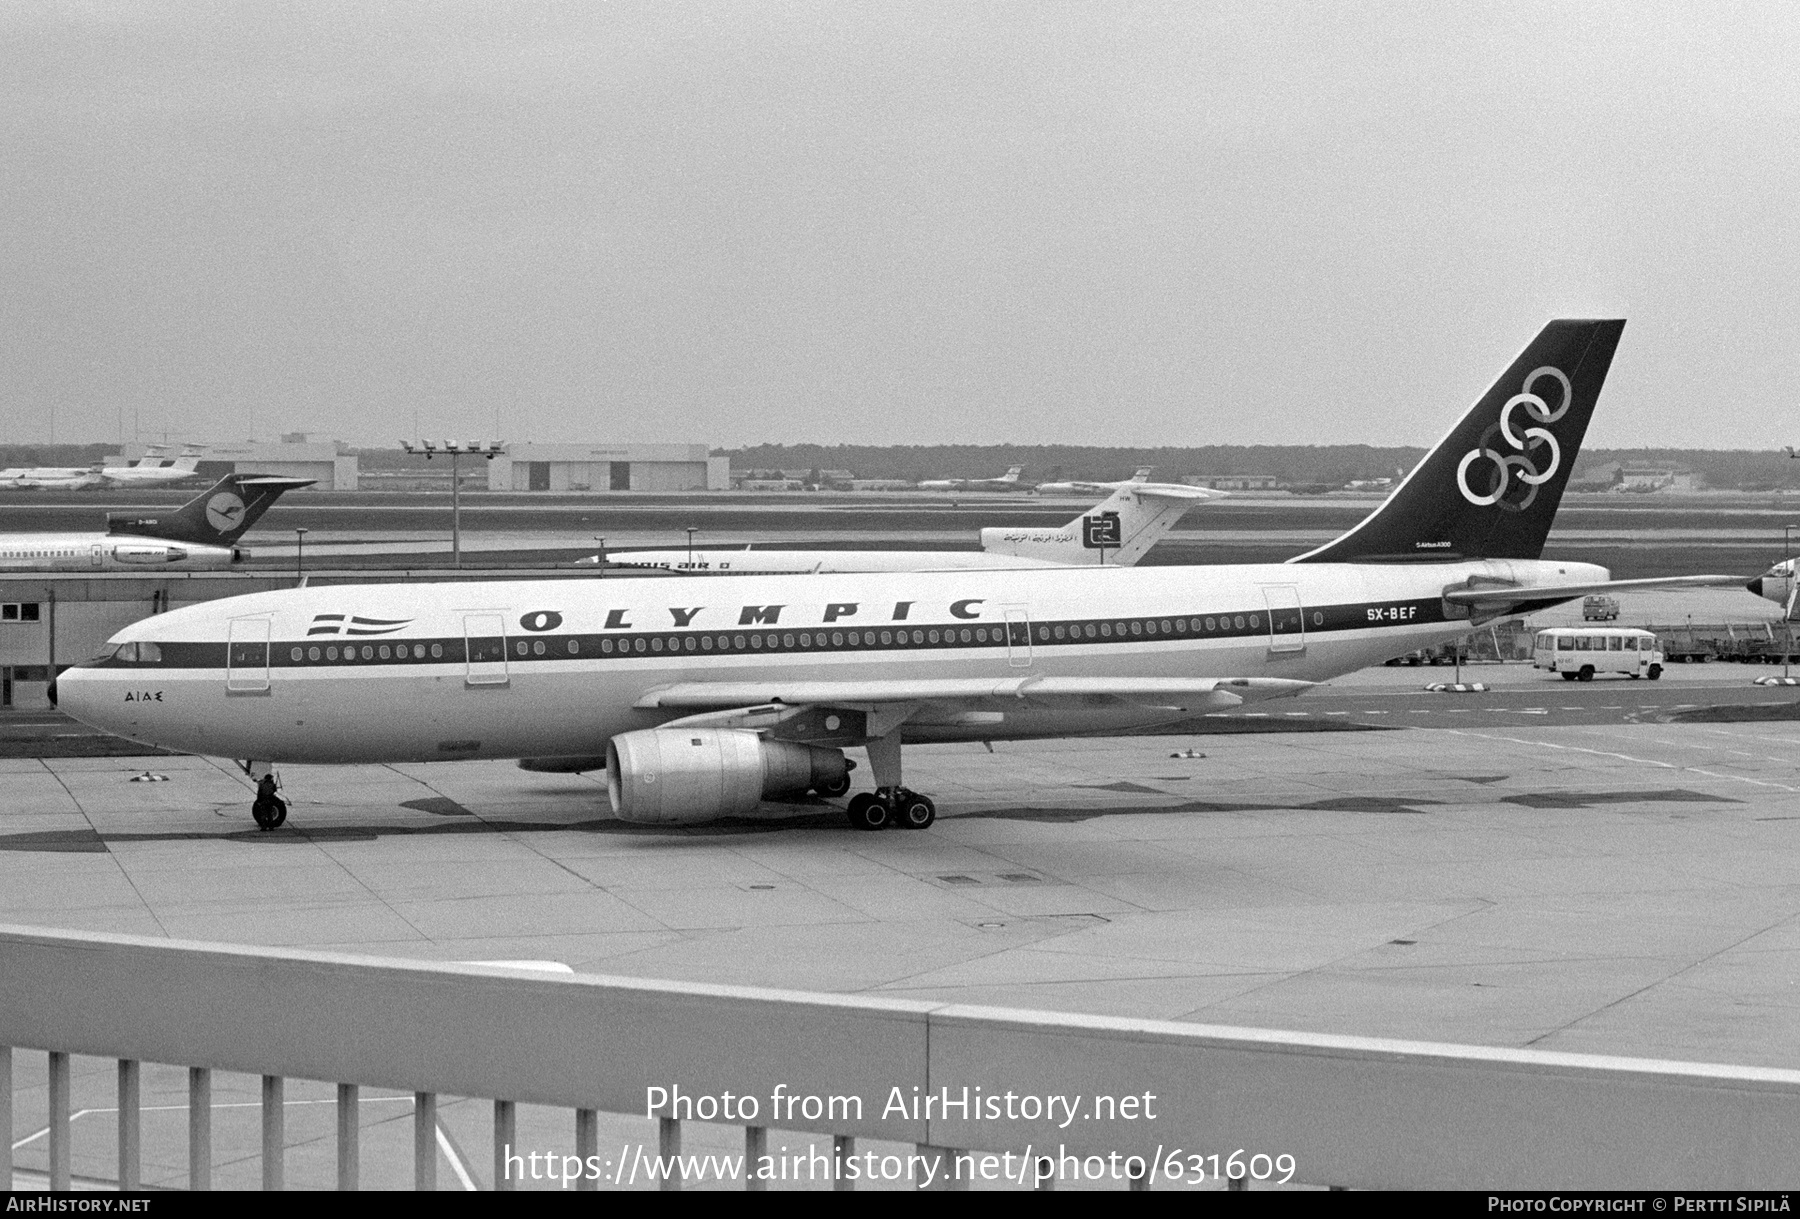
[{"left": 243, "top": 763, "right": 288, "bottom": 831}]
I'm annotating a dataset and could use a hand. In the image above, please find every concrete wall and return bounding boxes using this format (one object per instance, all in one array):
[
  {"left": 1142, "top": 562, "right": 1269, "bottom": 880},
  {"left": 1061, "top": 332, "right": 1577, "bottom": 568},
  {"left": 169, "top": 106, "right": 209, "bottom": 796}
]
[{"left": 6, "top": 924, "right": 1800, "bottom": 1189}]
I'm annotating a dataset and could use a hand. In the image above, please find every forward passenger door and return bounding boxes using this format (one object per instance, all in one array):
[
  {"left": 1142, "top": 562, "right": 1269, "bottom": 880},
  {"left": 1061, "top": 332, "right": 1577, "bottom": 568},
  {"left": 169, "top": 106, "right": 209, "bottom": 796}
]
[
  {"left": 226, "top": 616, "right": 271, "bottom": 694},
  {"left": 463, "top": 613, "right": 509, "bottom": 687}
]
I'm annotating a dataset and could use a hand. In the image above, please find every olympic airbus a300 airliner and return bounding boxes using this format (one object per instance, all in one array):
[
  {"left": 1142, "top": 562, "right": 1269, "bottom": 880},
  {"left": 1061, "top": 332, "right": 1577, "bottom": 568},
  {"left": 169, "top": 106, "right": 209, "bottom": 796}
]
[{"left": 57, "top": 320, "right": 1734, "bottom": 830}]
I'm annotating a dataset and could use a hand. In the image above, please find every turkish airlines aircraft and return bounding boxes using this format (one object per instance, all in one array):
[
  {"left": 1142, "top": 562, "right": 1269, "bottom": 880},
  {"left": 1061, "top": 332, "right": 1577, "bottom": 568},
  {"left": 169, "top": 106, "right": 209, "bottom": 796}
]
[
  {"left": 916, "top": 465, "right": 1030, "bottom": 492},
  {"left": 0, "top": 473, "right": 313, "bottom": 571},
  {"left": 98, "top": 446, "right": 207, "bottom": 487},
  {"left": 1034, "top": 467, "right": 1154, "bottom": 496},
  {"left": 597, "top": 482, "right": 1223, "bottom": 574},
  {"left": 58, "top": 320, "right": 1738, "bottom": 832}
]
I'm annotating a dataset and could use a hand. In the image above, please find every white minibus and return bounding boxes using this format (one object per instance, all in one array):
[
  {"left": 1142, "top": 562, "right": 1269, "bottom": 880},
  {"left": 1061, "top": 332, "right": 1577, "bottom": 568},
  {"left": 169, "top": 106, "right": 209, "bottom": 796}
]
[{"left": 1532, "top": 628, "right": 1663, "bottom": 681}]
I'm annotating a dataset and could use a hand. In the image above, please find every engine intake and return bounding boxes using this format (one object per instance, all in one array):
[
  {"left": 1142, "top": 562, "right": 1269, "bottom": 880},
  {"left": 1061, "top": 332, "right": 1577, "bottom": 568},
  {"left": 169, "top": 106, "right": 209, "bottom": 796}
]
[{"left": 606, "top": 728, "right": 849, "bottom": 824}]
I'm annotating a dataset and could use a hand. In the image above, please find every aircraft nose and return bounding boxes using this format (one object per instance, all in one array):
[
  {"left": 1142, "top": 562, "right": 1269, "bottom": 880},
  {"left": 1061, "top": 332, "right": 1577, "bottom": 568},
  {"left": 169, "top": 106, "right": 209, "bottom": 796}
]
[{"left": 46, "top": 674, "right": 57, "bottom": 707}]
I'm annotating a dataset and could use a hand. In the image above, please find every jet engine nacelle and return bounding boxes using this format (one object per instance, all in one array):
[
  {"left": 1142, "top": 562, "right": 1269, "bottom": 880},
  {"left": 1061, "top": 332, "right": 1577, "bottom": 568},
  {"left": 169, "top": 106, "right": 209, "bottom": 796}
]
[{"left": 606, "top": 729, "right": 850, "bottom": 824}]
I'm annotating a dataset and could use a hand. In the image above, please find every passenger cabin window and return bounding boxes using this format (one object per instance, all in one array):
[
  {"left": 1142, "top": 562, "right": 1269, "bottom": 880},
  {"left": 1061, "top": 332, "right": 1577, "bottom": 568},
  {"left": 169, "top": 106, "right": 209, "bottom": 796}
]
[{"left": 1557, "top": 637, "right": 1573, "bottom": 650}]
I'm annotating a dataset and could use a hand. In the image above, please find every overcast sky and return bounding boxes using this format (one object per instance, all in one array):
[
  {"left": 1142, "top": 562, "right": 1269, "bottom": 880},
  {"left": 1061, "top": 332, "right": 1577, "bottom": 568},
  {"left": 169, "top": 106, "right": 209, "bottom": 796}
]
[{"left": 4, "top": 2, "right": 1796, "bottom": 450}]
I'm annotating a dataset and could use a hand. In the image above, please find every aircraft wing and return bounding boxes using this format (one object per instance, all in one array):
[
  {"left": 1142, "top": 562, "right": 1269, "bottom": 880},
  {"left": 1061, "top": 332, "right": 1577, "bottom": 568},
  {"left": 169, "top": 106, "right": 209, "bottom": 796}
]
[
  {"left": 635, "top": 675, "right": 1311, "bottom": 712},
  {"left": 1442, "top": 575, "right": 1743, "bottom": 609}
]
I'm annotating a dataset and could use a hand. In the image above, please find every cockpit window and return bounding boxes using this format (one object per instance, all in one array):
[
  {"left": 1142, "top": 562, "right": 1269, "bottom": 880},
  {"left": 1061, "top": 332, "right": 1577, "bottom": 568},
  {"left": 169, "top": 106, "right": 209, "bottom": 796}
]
[{"left": 107, "top": 641, "right": 161, "bottom": 664}]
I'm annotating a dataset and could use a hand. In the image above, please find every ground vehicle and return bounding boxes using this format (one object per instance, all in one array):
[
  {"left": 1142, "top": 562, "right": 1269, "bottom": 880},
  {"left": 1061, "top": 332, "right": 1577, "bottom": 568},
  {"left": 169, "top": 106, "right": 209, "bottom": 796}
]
[
  {"left": 1582, "top": 595, "right": 1621, "bottom": 621},
  {"left": 1532, "top": 628, "right": 1662, "bottom": 681}
]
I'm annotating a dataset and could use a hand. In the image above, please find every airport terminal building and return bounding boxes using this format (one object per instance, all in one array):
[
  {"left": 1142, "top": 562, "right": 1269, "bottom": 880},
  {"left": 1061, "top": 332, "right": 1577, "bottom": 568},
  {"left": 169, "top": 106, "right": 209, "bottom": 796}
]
[{"left": 488, "top": 443, "right": 729, "bottom": 492}]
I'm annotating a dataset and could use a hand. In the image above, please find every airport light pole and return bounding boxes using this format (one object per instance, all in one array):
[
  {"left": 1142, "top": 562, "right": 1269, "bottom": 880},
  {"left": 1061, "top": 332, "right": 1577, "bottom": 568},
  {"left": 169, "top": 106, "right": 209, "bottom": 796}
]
[
  {"left": 1786, "top": 524, "right": 1797, "bottom": 677},
  {"left": 686, "top": 527, "right": 697, "bottom": 567},
  {"left": 401, "top": 440, "right": 505, "bottom": 569},
  {"left": 594, "top": 536, "right": 606, "bottom": 577},
  {"left": 294, "top": 528, "right": 308, "bottom": 587}
]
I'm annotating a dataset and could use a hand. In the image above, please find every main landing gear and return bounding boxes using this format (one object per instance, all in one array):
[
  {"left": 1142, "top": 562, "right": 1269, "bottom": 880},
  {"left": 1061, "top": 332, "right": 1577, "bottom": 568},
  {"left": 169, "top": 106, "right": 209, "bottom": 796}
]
[
  {"left": 845, "top": 788, "right": 936, "bottom": 831},
  {"left": 842, "top": 729, "right": 937, "bottom": 830}
]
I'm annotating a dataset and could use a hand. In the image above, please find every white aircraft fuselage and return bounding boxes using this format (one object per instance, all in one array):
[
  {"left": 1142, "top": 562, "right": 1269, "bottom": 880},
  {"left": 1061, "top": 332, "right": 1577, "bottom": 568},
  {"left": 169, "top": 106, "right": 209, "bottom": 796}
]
[
  {"left": 0, "top": 531, "right": 236, "bottom": 571},
  {"left": 59, "top": 556, "right": 1605, "bottom": 764}
]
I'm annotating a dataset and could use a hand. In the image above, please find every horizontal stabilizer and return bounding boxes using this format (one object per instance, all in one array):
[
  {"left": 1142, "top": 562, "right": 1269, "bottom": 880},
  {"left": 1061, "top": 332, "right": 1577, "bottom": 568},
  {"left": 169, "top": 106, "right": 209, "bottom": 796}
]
[
  {"left": 635, "top": 675, "right": 1313, "bottom": 711},
  {"left": 1442, "top": 575, "right": 1743, "bottom": 609},
  {"left": 1123, "top": 483, "right": 1229, "bottom": 502}
]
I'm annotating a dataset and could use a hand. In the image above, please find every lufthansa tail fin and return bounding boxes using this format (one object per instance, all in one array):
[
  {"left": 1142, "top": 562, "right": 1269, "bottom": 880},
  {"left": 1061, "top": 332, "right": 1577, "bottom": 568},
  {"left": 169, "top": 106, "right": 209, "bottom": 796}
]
[
  {"left": 1292, "top": 319, "right": 1624, "bottom": 564},
  {"left": 106, "top": 473, "right": 315, "bottom": 545}
]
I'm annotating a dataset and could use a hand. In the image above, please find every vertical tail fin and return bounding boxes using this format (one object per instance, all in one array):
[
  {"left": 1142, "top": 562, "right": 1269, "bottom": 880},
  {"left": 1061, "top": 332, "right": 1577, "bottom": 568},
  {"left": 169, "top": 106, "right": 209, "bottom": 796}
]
[
  {"left": 1292, "top": 319, "right": 1625, "bottom": 564},
  {"left": 169, "top": 446, "right": 205, "bottom": 472},
  {"left": 106, "top": 474, "right": 315, "bottom": 544},
  {"left": 980, "top": 483, "right": 1222, "bottom": 565}
]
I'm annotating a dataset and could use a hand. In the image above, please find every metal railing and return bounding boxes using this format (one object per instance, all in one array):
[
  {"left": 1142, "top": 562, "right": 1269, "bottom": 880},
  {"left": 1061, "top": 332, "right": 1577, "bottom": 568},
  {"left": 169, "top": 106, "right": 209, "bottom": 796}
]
[{"left": 3, "top": 923, "right": 1798, "bottom": 1191}]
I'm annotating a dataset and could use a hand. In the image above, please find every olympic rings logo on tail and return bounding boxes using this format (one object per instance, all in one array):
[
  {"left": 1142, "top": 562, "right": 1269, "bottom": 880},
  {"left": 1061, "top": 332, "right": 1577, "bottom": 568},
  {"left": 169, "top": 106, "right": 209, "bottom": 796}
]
[{"left": 1455, "top": 366, "right": 1571, "bottom": 511}]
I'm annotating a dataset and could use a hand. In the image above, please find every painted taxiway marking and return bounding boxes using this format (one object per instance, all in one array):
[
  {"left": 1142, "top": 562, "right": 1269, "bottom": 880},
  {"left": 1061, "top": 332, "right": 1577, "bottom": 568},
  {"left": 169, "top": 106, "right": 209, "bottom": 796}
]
[
  {"left": 1444, "top": 729, "right": 1800, "bottom": 794},
  {"left": 1695, "top": 726, "right": 1800, "bottom": 749},
  {"left": 1575, "top": 725, "right": 1800, "bottom": 770},
  {"left": 11, "top": 1094, "right": 417, "bottom": 1151}
]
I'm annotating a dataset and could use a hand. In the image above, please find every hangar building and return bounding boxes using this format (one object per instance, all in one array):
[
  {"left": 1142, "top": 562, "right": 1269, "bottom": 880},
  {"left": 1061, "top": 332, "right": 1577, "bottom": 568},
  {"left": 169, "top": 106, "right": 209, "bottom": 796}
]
[
  {"left": 108, "top": 436, "right": 357, "bottom": 490},
  {"left": 489, "top": 443, "right": 729, "bottom": 492}
]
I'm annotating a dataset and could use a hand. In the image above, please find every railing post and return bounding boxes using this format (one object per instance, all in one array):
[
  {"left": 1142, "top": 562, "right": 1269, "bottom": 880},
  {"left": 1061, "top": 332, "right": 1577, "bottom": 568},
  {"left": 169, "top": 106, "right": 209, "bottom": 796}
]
[
  {"left": 658, "top": 1116, "right": 680, "bottom": 1192},
  {"left": 1035, "top": 1155, "right": 1055, "bottom": 1191},
  {"left": 261, "top": 1074, "right": 284, "bottom": 1190},
  {"left": 575, "top": 1108, "right": 597, "bottom": 1192},
  {"left": 188, "top": 1067, "right": 211, "bottom": 1190},
  {"left": 1128, "top": 1156, "right": 1149, "bottom": 1191},
  {"left": 493, "top": 1100, "right": 516, "bottom": 1192},
  {"left": 337, "top": 1084, "right": 359, "bottom": 1191},
  {"left": 47, "top": 1051, "right": 70, "bottom": 1192},
  {"left": 118, "top": 1059, "right": 141, "bottom": 1192},
  {"left": 1228, "top": 1174, "right": 1248, "bottom": 1191},
  {"left": 1, "top": 1046, "right": 13, "bottom": 1190},
  {"left": 744, "top": 1126, "right": 766, "bottom": 1192},
  {"left": 414, "top": 1092, "right": 437, "bottom": 1191},
  {"left": 833, "top": 1135, "right": 855, "bottom": 1192},
  {"left": 916, "top": 1144, "right": 966, "bottom": 1191}
]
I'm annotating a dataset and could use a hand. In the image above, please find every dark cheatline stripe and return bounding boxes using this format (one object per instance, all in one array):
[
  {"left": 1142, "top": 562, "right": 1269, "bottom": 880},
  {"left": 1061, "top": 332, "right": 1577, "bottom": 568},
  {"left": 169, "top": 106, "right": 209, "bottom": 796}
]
[{"left": 94, "top": 597, "right": 1452, "bottom": 671}]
